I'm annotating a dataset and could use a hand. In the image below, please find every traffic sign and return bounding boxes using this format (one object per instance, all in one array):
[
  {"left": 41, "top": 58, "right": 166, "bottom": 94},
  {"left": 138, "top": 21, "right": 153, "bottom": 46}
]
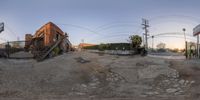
[
  {"left": 193, "top": 24, "right": 200, "bottom": 36},
  {"left": 0, "top": 22, "right": 4, "bottom": 33}
]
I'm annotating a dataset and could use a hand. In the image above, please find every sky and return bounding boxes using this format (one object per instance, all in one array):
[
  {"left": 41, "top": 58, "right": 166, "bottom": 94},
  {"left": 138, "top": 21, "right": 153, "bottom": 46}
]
[{"left": 0, "top": 0, "right": 200, "bottom": 49}]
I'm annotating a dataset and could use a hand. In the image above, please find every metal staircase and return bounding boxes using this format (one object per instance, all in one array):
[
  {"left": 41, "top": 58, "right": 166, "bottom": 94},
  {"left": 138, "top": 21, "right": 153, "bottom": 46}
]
[{"left": 36, "top": 36, "right": 66, "bottom": 61}]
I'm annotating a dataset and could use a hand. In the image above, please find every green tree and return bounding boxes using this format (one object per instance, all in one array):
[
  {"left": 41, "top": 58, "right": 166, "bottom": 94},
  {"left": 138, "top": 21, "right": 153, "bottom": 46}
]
[
  {"left": 98, "top": 43, "right": 107, "bottom": 51},
  {"left": 129, "top": 35, "right": 142, "bottom": 49}
]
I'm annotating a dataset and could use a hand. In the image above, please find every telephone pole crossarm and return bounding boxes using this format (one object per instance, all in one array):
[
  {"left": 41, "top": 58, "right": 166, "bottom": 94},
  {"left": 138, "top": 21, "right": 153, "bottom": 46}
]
[{"left": 142, "top": 19, "right": 150, "bottom": 50}]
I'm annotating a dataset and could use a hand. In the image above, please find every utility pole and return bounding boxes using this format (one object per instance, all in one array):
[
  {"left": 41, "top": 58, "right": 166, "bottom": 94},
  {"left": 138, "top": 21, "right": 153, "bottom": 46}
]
[
  {"left": 81, "top": 39, "right": 84, "bottom": 50},
  {"left": 142, "top": 33, "right": 145, "bottom": 46},
  {"left": 142, "top": 19, "right": 149, "bottom": 50}
]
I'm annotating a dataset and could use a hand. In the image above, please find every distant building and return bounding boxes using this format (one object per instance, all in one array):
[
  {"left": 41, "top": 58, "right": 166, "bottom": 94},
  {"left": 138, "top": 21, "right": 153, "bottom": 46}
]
[
  {"left": 78, "top": 43, "right": 96, "bottom": 48},
  {"left": 0, "top": 44, "right": 4, "bottom": 48},
  {"left": 25, "top": 34, "right": 33, "bottom": 48}
]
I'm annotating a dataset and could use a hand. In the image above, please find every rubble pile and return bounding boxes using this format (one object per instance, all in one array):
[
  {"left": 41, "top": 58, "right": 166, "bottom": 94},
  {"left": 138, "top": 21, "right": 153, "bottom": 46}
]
[
  {"left": 138, "top": 65, "right": 179, "bottom": 79},
  {"left": 137, "top": 60, "right": 195, "bottom": 96},
  {"left": 70, "top": 75, "right": 101, "bottom": 96},
  {"left": 70, "top": 69, "right": 126, "bottom": 96},
  {"left": 106, "top": 71, "right": 126, "bottom": 83},
  {"left": 151, "top": 75, "right": 195, "bottom": 96}
]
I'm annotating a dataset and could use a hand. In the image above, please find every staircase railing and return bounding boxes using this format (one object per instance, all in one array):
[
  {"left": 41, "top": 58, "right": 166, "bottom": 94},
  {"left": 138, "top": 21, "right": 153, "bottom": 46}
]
[{"left": 37, "top": 36, "right": 66, "bottom": 61}]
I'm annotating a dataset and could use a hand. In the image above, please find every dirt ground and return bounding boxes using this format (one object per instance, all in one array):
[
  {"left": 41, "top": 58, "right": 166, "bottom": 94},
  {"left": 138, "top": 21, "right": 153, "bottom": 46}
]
[
  {"left": 0, "top": 51, "right": 199, "bottom": 100},
  {"left": 169, "top": 59, "right": 200, "bottom": 100}
]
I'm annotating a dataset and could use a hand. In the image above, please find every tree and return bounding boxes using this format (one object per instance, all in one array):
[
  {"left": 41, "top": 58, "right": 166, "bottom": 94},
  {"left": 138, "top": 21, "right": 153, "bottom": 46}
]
[
  {"left": 129, "top": 35, "right": 142, "bottom": 49},
  {"left": 156, "top": 43, "right": 166, "bottom": 52},
  {"left": 171, "top": 48, "right": 179, "bottom": 53},
  {"left": 98, "top": 43, "right": 107, "bottom": 51},
  {"left": 156, "top": 43, "right": 166, "bottom": 49}
]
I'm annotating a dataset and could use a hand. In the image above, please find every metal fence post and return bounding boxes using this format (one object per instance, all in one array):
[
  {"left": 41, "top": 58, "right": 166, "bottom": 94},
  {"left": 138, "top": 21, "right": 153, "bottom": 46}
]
[
  {"left": 197, "top": 35, "right": 200, "bottom": 58},
  {"left": 8, "top": 42, "right": 10, "bottom": 58},
  {"left": 185, "top": 41, "right": 188, "bottom": 59}
]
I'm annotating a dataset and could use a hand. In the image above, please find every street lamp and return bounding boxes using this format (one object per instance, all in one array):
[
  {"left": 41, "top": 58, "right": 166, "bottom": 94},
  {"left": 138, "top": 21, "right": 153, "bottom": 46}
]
[
  {"left": 183, "top": 28, "right": 186, "bottom": 42},
  {"left": 183, "top": 28, "right": 187, "bottom": 58},
  {"left": 152, "top": 36, "right": 154, "bottom": 51}
]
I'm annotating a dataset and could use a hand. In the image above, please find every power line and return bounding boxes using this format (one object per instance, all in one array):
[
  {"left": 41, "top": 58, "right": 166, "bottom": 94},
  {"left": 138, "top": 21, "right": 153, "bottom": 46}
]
[
  {"left": 0, "top": 37, "right": 7, "bottom": 42},
  {"left": 151, "top": 32, "right": 194, "bottom": 37},
  {"left": 56, "top": 23, "right": 101, "bottom": 36},
  {"left": 152, "top": 35, "right": 196, "bottom": 41},
  {"left": 95, "top": 24, "right": 141, "bottom": 32},
  {"left": 4, "top": 24, "right": 19, "bottom": 41},
  {"left": 149, "top": 14, "right": 200, "bottom": 23},
  {"left": 94, "top": 21, "right": 139, "bottom": 31}
]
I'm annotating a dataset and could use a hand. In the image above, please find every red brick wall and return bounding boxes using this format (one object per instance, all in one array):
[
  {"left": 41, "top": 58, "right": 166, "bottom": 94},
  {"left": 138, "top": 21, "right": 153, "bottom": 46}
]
[{"left": 34, "top": 22, "right": 64, "bottom": 46}]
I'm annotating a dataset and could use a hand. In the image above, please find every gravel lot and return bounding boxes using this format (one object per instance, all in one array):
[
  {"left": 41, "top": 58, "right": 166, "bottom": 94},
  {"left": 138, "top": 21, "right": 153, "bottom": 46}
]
[{"left": 0, "top": 51, "right": 199, "bottom": 100}]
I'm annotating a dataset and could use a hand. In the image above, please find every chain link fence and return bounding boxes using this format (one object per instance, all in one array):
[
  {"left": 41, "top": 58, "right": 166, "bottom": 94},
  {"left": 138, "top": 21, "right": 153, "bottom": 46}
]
[
  {"left": 0, "top": 41, "right": 33, "bottom": 59},
  {"left": 185, "top": 42, "right": 200, "bottom": 59}
]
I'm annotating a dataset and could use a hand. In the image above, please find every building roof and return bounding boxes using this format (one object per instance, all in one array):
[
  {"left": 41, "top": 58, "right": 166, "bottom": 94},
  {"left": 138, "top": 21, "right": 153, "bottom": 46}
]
[
  {"left": 34, "top": 22, "right": 64, "bottom": 38},
  {"left": 78, "top": 43, "right": 96, "bottom": 47}
]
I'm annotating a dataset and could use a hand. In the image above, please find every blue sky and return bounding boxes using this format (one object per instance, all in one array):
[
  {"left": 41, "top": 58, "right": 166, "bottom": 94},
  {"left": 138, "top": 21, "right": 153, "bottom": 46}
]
[{"left": 0, "top": 0, "right": 200, "bottom": 49}]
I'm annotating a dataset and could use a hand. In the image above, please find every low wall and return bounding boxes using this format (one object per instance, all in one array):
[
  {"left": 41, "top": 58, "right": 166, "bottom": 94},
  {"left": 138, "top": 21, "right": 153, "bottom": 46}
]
[{"left": 87, "top": 50, "right": 134, "bottom": 55}]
